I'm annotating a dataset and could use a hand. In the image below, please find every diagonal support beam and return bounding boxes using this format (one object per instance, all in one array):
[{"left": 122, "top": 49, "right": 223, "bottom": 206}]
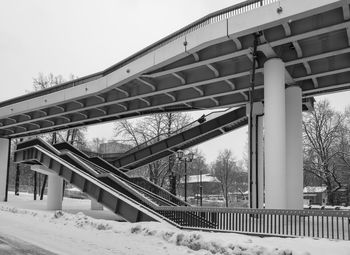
[
  {"left": 21, "top": 114, "right": 31, "bottom": 120},
  {"left": 193, "top": 86, "right": 204, "bottom": 96},
  {"left": 184, "top": 102, "right": 192, "bottom": 108},
  {"left": 225, "top": 79, "right": 236, "bottom": 90},
  {"left": 114, "top": 87, "right": 129, "bottom": 97},
  {"left": 95, "top": 108, "right": 107, "bottom": 115},
  {"left": 28, "top": 122, "right": 41, "bottom": 129},
  {"left": 54, "top": 105, "right": 65, "bottom": 112},
  {"left": 282, "top": 23, "right": 292, "bottom": 36},
  {"left": 292, "top": 41, "right": 303, "bottom": 58},
  {"left": 303, "top": 62, "right": 312, "bottom": 75},
  {"left": 210, "top": 97, "right": 219, "bottom": 106},
  {"left": 172, "top": 72, "right": 186, "bottom": 85},
  {"left": 118, "top": 103, "right": 128, "bottom": 111},
  {"left": 207, "top": 64, "right": 220, "bottom": 77},
  {"left": 165, "top": 92, "right": 176, "bottom": 102},
  {"left": 6, "top": 117, "right": 16, "bottom": 124},
  {"left": 137, "top": 78, "right": 156, "bottom": 91},
  {"left": 4, "top": 128, "right": 14, "bottom": 134},
  {"left": 42, "top": 119, "right": 55, "bottom": 126},
  {"left": 241, "top": 92, "right": 249, "bottom": 101},
  {"left": 231, "top": 37, "right": 242, "bottom": 50},
  {"left": 59, "top": 116, "right": 70, "bottom": 122},
  {"left": 74, "top": 100, "right": 85, "bottom": 108},
  {"left": 17, "top": 126, "right": 27, "bottom": 131},
  {"left": 192, "top": 53, "right": 200, "bottom": 61},
  {"left": 37, "top": 109, "right": 48, "bottom": 116},
  {"left": 139, "top": 98, "right": 151, "bottom": 106},
  {"left": 95, "top": 95, "right": 106, "bottom": 103},
  {"left": 75, "top": 112, "right": 89, "bottom": 119}
]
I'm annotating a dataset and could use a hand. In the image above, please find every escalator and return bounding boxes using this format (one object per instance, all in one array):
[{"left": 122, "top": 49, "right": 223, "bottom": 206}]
[
  {"left": 53, "top": 141, "right": 188, "bottom": 207},
  {"left": 106, "top": 106, "right": 248, "bottom": 171},
  {"left": 14, "top": 107, "right": 248, "bottom": 226},
  {"left": 14, "top": 138, "right": 216, "bottom": 228}
]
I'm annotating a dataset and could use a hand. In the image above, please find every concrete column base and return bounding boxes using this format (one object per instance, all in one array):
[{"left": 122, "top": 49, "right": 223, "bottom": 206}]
[
  {"left": 0, "top": 138, "right": 10, "bottom": 202},
  {"left": 91, "top": 199, "right": 103, "bottom": 210},
  {"left": 47, "top": 174, "right": 63, "bottom": 210}
]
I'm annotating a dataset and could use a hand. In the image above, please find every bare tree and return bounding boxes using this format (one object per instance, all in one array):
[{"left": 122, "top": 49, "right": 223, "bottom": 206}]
[
  {"left": 114, "top": 112, "right": 191, "bottom": 187},
  {"left": 31, "top": 73, "right": 88, "bottom": 200},
  {"left": 211, "top": 149, "right": 238, "bottom": 207},
  {"left": 303, "top": 100, "right": 345, "bottom": 205}
]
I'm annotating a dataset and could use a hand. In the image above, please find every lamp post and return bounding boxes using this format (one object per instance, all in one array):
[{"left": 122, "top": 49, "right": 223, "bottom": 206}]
[
  {"left": 199, "top": 170, "right": 203, "bottom": 206},
  {"left": 176, "top": 150, "right": 194, "bottom": 202}
]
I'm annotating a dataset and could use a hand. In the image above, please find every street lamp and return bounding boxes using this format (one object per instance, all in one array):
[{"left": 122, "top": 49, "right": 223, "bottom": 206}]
[
  {"left": 176, "top": 150, "right": 194, "bottom": 202},
  {"left": 199, "top": 170, "right": 203, "bottom": 206}
]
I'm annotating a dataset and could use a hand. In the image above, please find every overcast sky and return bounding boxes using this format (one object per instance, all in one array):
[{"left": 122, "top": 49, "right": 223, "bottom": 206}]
[{"left": 1, "top": 0, "right": 349, "bottom": 164}]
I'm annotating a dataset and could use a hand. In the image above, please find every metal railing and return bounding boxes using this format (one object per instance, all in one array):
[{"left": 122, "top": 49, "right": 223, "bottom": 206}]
[
  {"left": 157, "top": 206, "right": 350, "bottom": 240},
  {"left": 131, "top": 177, "right": 188, "bottom": 207},
  {"left": 0, "top": 0, "right": 277, "bottom": 108}
]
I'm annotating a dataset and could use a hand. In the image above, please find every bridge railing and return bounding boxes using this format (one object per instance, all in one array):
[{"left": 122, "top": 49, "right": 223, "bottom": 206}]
[
  {"left": 105, "top": 0, "right": 279, "bottom": 75},
  {"left": 157, "top": 206, "right": 350, "bottom": 240}
]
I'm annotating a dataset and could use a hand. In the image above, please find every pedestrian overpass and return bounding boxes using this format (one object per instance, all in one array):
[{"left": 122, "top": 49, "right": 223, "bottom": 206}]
[{"left": 1, "top": 0, "right": 350, "bottom": 238}]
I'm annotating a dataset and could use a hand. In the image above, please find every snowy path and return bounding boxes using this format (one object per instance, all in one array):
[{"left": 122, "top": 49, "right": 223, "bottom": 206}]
[
  {"left": 0, "top": 233, "right": 57, "bottom": 255},
  {"left": 0, "top": 193, "right": 350, "bottom": 255}
]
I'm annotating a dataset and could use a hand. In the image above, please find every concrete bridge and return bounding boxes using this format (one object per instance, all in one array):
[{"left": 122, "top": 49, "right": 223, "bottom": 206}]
[{"left": 1, "top": 0, "right": 350, "bottom": 211}]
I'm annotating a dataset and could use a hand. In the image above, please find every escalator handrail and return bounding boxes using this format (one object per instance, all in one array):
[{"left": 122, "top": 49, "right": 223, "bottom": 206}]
[{"left": 53, "top": 142, "right": 190, "bottom": 206}]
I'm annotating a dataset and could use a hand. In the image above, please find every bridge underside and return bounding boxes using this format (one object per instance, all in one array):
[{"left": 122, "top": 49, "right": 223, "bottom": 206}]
[{"left": 0, "top": 0, "right": 348, "bottom": 138}]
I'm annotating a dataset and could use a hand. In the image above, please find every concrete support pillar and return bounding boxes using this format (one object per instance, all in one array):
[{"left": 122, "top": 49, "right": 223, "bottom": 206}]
[
  {"left": 91, "top": 199, "right": 103, "bottom": 210},
  {"left": 0, "top": 138, "right": 10, "bottom": 202},
  {"left": 247, "top": 102, "right": 264, "bottom": 208},
  {"left": 264, "top": 58, "right": 287, "bottom": 209},
  {"left": 286, "top": 85, "right": 303, "bottom": 209},
  {"left": 47, "top": 174, "right": 63, "bottom": 210}
]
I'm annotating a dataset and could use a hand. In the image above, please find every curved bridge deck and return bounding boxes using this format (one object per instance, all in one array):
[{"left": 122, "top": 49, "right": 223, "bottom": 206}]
[{"left": 0, "top": 0, "right": 348, "bottom": 138}]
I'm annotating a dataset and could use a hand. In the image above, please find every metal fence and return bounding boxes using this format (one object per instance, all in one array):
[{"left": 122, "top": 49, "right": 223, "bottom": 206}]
[{"left": 157, "top": 206, "right": 350, "bottom": 240}]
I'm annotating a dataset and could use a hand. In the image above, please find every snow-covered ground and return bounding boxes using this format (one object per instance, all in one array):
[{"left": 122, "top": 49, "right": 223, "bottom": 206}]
[{"left": 0, "top": 192, "right": 350, "bottom": 255}]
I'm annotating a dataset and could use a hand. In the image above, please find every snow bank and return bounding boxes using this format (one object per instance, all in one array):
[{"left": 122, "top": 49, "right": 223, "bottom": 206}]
[
  {"left": 129, "top": 223, "right": 307, "bottom": 255},
  {"left": 1, "top": 193, "right": 350, "bottom": 255}
]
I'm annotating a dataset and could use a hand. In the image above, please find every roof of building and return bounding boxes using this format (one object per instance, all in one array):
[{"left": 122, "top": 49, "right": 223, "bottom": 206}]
[
  {"left": 303, "top": 186, "right": 327, "bottom": 193},
  {"left": 180, "top": 173, "right": 220, "bottom": 184}
]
